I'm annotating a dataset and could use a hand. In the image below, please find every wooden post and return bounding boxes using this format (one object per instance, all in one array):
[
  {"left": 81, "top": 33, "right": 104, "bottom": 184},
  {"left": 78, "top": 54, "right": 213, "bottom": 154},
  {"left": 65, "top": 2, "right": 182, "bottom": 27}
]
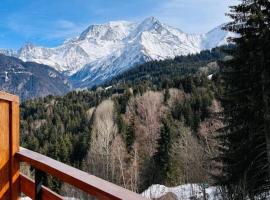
[
  {"left": 0, "top": 91, "right": 20, "bottom": 200},
  {"left": 35, "top": 169, "right": 44, "bottom": 200}
]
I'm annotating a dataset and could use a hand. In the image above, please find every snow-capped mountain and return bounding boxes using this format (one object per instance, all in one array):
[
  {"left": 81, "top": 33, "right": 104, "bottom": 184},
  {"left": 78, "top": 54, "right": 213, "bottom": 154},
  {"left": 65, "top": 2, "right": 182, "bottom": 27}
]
[
  {"left": 0, "top": 17, "right": 234, "bottom": 88},
  {"left": 201, "top": 24, "right": 235, "bottom": 49},
  {"left": 0, "top": 49, "right": 17, "bottom": 57}
]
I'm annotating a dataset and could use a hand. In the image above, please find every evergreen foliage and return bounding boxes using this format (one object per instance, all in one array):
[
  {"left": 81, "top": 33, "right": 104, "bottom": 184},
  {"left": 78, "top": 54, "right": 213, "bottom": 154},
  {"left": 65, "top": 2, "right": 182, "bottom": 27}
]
[
  {"left": 20, "top": 49, "right": 221, "bottom": 192},
  {"left": 217, "top": 0, "right": 270, "bottom": 198},
  {"left": 153, "top": 115, "right": 176, "bottom": 184},
  {"left": 105, "top": 47, "right": 226, "bottom": 90}
]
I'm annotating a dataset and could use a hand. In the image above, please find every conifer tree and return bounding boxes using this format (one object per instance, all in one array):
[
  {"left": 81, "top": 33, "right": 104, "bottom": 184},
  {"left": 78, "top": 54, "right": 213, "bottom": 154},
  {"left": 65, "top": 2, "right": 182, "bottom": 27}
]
[
  {"left": 153, "top": 116, "right": 176, "bottom": 184},
  {"left": 218, "top": 0, "right": 270, "bottom": 198}
]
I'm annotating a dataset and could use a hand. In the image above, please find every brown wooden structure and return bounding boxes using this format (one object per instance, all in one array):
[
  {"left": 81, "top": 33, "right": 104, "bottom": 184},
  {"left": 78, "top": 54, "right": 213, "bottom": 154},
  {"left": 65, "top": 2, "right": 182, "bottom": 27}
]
[{"left": 0, "top": 91, "right": 147, "bottom": 200}]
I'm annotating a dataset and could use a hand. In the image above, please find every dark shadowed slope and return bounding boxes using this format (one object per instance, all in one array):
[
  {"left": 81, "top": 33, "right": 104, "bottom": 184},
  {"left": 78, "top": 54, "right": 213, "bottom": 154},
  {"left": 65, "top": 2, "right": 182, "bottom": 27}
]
[{"left": 0, "top": 54, "right": 71, "bottom": 100}]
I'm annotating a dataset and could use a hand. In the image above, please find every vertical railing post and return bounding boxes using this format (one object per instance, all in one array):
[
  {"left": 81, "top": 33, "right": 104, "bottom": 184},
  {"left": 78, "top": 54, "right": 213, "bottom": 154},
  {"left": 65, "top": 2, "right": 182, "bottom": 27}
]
[
  {"left": 10, "top": 100, "right": 20, "bottom": 200},
  {"left": 0, "top": 92, "right": 20, "bottom": 200},
  {"left": 35, "top": 169, "right": 44, "bottom": 200}
]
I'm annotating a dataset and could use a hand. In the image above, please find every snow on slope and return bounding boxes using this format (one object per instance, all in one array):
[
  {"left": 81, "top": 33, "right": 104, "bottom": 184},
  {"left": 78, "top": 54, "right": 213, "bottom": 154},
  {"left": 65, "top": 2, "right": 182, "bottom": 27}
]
[
  {"left": 17, "top": 20, "right": 137, "bottom": 76},
  {"left": 0, "top": 49, "right": 17, "bottom": 57},
  {"left": 0, "top": 17, "right": 234, "bottom": 88},
  {"left": 201, "top": 24, "right": 235, "bottom": 50},
  {"left": 142, "top": 184, "right": 222, "bottom": 200}
]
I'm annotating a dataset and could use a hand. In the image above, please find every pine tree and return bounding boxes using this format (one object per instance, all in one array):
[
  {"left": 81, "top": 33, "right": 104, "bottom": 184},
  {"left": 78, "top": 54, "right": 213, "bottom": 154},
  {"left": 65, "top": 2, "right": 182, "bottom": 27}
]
[
  {"left": 126, "top": 116, "right": 135, "bottom": 152},
  {"left": 153, "top": 116, "right": 176, "bottom": 184},
  {"left": 164, "top": 88, "right": 170, "bottom": 104},
  {"left": 218, "top": 0, "right": 270, "bottom": 198}
]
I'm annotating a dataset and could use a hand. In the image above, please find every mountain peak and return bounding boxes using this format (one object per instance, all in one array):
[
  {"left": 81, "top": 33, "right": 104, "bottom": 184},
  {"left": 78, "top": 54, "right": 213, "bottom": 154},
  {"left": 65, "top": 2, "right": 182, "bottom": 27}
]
[
  {"left": 78, "top": 20, "right": 136, "bottom": 40},
  {"left": 18, "top": 42, "right": 37, "bottom": 58},
  {"left": 134, "top": 17, "right": 164, "bottom": 34},
  {"left": 142, "top": 16, "right": 160, "bottom": 24},
  {"left": 140, "top": 16, "right": 162, "bottom": 27},
  {"left": 0, "top": 18, "right": 234, "bottom": 88},
  {"left": 107, "top": 20, "right": 134, "bottom": 27},
  {"left": 21, "top": 42, "right": 35, "bottom": 50}
]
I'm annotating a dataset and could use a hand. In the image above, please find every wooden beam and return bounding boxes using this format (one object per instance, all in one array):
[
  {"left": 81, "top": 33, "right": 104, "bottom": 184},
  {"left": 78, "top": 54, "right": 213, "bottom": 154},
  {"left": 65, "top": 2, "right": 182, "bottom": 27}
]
[
  {"left": 0, "top": 100, "right": 10, "bottom": 200},
  {"left": 0, "top": 92, "right": 20, "bottom": 200},
  {"left": 0, "top": 91, "right": 19, "bottom": 103},
  {"left": 20, "top": 174, "right": 64, "bottom": 200},
  {"left": 10, "top": 101, "right": 20, "bottom": 200},
  {"left": 17, "top": 147, "right": 147, "bottom": 200},
  {"left": 35, "top": 169, "right": 45, "bottom": 200}
]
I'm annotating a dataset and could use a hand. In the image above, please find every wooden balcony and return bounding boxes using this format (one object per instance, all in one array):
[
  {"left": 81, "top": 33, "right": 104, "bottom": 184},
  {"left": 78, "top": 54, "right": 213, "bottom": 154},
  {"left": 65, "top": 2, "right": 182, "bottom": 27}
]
[{"left": 0, "top": 91, "right": 147, "bottom": 200}]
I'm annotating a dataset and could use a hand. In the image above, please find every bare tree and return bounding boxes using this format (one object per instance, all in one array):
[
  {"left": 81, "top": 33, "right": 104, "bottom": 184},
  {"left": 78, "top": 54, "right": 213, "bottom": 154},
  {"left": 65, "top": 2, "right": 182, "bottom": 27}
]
[
  {"left": 85, "top": 99, "right": 141, "bottom": 192},
  {"left": 127, "top": 142, "right": 140, "bottom": 192},
  {"left": 124, "top": 91, "right": 166, "bottom": 190},
  {"left": 86, "top": 99, "right": 118, "bottom": 180},
  {"left": 126, "top": 91, "right": 165, "bottom": 158},
  {"left": 170, "top": 125, "right": 207, "bottom": 184},
  {"left": 86, "top": 107, "right": 95, "bottom": 120},
  {"left": 197, "top": 99, "right": 224, "bottom": 183},
  {"left": 111, "top": 135, "right": 128, "bottom": 188},
  {"left": 167, "top": 88, "right": 186, "bottom": 108}
]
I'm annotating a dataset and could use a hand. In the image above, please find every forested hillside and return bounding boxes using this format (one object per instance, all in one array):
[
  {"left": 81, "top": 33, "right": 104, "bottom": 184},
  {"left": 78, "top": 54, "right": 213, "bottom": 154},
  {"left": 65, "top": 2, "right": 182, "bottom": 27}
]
[
  {"left": 0, "top": 54, "right": 70, "bottom": 100},
  {"left": 20, "top": 49, "right": 225, "bottom": 198},
  {"left": 105, "top": 47, "right": 226, "bottom": 88}
]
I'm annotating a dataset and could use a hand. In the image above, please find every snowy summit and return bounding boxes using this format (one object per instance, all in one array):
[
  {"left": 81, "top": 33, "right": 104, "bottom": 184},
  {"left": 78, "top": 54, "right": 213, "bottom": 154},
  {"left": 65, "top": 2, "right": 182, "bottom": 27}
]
[{"left": 1, "top": 17, "right": 234, "bottom": 88}]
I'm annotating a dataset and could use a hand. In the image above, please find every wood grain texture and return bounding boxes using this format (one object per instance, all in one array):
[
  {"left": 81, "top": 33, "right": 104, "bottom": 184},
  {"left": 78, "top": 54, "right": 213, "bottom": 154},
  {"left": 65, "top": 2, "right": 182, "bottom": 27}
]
[
  {"left": 0, "top": 100, "right": 10, "bottom": 200},
  {"left": 20, "top": 174, "right": 64, "bottom": 200},
  {"left": 17, "top": 148, "right": 147, "bottom": 200},
  {"left": 10, "top": 101, "right": 20, "bottom": 200},
  {"left": 0, "top": 92, "right": 20, "bottom": 200},
  {"left": 0, "top": 91, "right": 19, "bottom": 103}
]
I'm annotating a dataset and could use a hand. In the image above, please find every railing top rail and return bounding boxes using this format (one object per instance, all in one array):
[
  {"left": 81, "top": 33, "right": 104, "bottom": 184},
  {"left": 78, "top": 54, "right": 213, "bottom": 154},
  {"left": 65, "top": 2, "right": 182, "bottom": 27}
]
[
  {"left": 0, "top": 91, "right": 19, "bottom": 103},
  {"left": 16, "top": 147, "right": 148, "bottom": 200}
]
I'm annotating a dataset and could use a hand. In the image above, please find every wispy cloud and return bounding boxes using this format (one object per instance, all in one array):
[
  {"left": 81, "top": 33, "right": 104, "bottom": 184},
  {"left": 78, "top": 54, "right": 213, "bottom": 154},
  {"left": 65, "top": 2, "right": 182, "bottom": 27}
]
[
  {"left": 57, "top": 20, "right": 78, "bottom": 29},
  {"left": 152, "top": 0, "right": 238, "bottom": 33},
  {"left": 46, "top": 20, "right": 87, "bottom": 40},
  {"left": 5, "top": 15, "right": 86, "bottom": 42}
]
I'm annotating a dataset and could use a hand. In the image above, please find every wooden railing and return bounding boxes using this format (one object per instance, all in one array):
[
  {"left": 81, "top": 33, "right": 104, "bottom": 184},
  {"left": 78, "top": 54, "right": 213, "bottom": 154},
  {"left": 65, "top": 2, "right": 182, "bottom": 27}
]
[{"left": 0, "top": 91, "right": 147, "bottom": 200}]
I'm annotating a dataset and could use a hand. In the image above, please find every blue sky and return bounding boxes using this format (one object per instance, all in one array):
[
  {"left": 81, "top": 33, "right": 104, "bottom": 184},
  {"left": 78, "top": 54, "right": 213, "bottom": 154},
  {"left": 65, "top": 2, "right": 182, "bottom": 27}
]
[{"left": 0, "top": 0, "right": 238, "bottom": 49}]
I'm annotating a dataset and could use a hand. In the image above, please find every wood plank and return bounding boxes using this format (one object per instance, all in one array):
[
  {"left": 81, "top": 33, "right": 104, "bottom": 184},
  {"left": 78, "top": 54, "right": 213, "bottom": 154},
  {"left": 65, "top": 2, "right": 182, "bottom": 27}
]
[
  {"left": 10, "top": 101, "right": 20, "bottom": 200},
  {"left": 0, "top": 91, "right": 19, "bottom": 103},
  {"left": 20, "top": 174, "right": 64, "bottom": 200},
  {"left": 0, "top": 92, "right": 20, "bottom": 199},
  {"left": 0, "top": 100, "right": 10, "bottom": 199},
  {"left": 17, "top": 148, "right": 147, "bottom": 200}
]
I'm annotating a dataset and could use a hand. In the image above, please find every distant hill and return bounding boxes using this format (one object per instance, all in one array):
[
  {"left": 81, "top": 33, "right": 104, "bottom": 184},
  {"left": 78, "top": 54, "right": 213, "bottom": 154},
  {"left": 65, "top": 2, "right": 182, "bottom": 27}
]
[
  {"left": 105, "top": 47, "right": 226, "bottom": 88},
  {"left": 0, "top": 54, "right": 71, "bottom": 100}
]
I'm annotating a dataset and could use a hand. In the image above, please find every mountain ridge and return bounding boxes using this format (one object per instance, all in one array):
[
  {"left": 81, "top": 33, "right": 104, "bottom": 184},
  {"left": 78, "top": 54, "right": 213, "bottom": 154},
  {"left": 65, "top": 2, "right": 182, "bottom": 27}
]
[
  {"left": 0, "top": 54, "right": 70, "bottom": 100},
  {"left": 0, "top": 17, "right": 234, "bottom": 88}
]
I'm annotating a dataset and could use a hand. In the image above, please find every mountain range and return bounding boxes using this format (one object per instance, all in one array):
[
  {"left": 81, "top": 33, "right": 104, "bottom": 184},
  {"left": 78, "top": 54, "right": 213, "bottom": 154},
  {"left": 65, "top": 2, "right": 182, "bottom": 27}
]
[
  {"left": 0, "top": 17, "right": 234, "bottom": 93},
  {"left": 0, "top": 54, "right": 70, "bottom": 100}
]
